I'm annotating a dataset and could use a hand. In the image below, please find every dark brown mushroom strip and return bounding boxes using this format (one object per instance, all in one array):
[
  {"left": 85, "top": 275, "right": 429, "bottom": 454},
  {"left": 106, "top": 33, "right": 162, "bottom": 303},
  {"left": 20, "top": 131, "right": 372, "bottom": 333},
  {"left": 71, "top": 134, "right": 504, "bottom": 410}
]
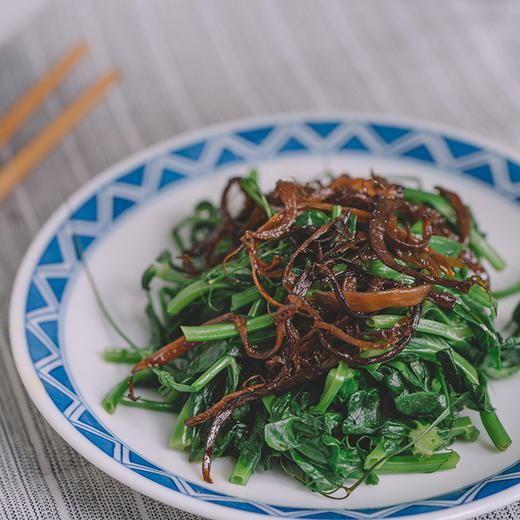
[
  {"left": 369, "top": 197, "right": 477, "bottom": 292},
  {"left": 286, "top": 294, "right": 384, "bottom": 350},
  {"left": 460, "top": 248, "right": 490, "bottom": 286},
  {"left": 201, "top": 408, "right": 233, "bottom": 483},
  {"left": 282, "top": 220, "right": 335, "bottom": 291},
  {"left": 385, "top": 211, "right": 433, "bottom": 252},
  {"left": 426, "top": 289, "right": 456, "bottom": 309},
  {"left": 319, "top": 303, "right": 422, "bottom": 365},
  {"left": 437, "top": 186, "right": 471, "bottom": 246},
  {"left": 128, "top": 336, "right": 196, "bottom": 400},
  {"left": 246, "top": 181, "right": 299, "bottom": 241},
  {"left": 430, "top": 250, "right": 465, "bottom": 270},
  {"left": 313, "top": 263, "right": 368, "bottom": 317},
  {"left": 185, "top": 383, "right": 269, "bottom": 428},
  {"left": 248, "top": 250, "right": 283, "bottom": 307},
  {"left": 311, "top": 284, "right": 433, "bottom": 313},
  {"left": 234, "top": 313, "right": 284, "bottom": 360},
  {"left": 186, "top": 177, "right": 267, "bottom": 268},
  {"left": 314, "top": 320, "right": 387, "bottom": 350},
  {"left": 179, "top": 254, "right": 201, "bottom": 276}
]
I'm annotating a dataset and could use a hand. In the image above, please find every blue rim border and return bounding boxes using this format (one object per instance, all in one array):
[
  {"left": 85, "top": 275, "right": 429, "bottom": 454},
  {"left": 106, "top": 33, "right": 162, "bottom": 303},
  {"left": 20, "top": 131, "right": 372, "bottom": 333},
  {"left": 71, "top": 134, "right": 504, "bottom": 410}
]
[{"left": 16, "top": 116, "right": 520, "bottom": 519}]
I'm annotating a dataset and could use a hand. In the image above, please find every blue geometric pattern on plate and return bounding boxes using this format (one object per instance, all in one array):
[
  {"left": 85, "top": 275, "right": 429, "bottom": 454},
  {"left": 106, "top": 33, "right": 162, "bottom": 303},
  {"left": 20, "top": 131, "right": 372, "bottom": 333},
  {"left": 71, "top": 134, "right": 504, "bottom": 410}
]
[{"left": 24, "top": 117, "right": 520, "bottom": 518}]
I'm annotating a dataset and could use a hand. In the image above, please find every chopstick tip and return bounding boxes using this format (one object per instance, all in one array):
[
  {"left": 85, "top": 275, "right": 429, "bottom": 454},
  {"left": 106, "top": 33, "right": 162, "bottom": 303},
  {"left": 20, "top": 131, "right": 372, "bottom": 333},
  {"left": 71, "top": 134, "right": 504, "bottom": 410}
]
[
  {"left": 71, "top": 41, "right": 89, "bottom": 59},
  {"left": 106, "top": 68, "right": 121, "bottom": 84}
]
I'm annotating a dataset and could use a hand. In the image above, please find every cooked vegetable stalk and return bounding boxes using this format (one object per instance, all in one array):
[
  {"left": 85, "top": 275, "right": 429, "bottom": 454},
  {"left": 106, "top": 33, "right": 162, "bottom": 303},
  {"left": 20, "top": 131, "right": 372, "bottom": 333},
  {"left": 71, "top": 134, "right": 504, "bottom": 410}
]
[
  {"left": 170, "top": 396, "right": 193, "bottom": 450},
  {"left": 102, "top": 369, "right": 152, "bottom": 414},
  {"left": 493, "top": 281, "right": 520, "bottom": 300},
  {"left": 181, "top": 315, "right": 273, "bottom": 342},
  {"left": 376, "top": 452, "right": 460, "bottom": 473}
]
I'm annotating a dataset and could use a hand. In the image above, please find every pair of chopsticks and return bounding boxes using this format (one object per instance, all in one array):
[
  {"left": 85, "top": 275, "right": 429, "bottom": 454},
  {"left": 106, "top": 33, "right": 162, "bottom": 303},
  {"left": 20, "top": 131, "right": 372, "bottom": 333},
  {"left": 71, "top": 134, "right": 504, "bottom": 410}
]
[{"left": 0, "top": 43, "right": 119, "bottom": 203}]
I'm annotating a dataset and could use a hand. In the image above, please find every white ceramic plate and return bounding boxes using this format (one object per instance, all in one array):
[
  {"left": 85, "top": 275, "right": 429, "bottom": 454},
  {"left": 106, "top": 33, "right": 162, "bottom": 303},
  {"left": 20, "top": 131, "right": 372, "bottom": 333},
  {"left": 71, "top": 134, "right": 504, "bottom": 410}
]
[{"left": 10, "top": 114, "right": 520, "bottom": 520}]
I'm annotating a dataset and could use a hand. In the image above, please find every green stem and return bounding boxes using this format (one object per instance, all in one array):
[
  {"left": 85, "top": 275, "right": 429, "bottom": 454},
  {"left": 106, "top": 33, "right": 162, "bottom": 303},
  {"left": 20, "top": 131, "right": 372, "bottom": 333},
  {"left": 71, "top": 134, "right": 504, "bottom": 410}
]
[
  {"left": 103, "top": 347, "right": 151, "bottom": 364},
  {"left": 191, "top": 356, "right": 236, "bottom": 391},
  {"left": 348, "top": 214, "right": 357, "bottom": 238},
  {"left": 312, "top": 362, "right": 354, "bottom": 412},
  {"left": 181, "top": 314, "right": 273, "bottom": 342},
  {"left": 376, "top": 452, "right": 460, "bottom": 474},
  {"left": 364, "top": 440, "right": 388, "bottom": 470},
  {"left": 167, "top": 279, "right": 231, "bottom": 315},
  {"left": 78, "top": 241, "right": 139, "bottom": 350},
  {"left": 120, "top": 397, "right": 174, "bottom": 412},
  {"left": 229, "top": 455, "right": 259, "bottom": 486},
  {"left": 449, "top": 416, "right": 479, "bottom": 442},
  {"left": 437, "top": 365, "right": 451, "bottom": 410},
  {"left": 469, "top": 222, "right": 506, "bottom": 271},
  {"left": 170, "top": 396, "right": 193, "bottom": 450},
  {"left": 480, "top": 385, "right": 511, "bottom": 452},
  {"left": 101, "top": 369, "right": 153, "bottom": 414},
  {"left": 241, "top": 172, "right": 274, "bottom": 219},
  {"left": 248, "top": 298, "right": 265, "bottom": 317},
  {"left": 367, "top": 260, "right": 416, "bottom": 285},
  {"left": 480, "top": 410, "right": 511, "bottom": 451},
  {"left": 156, "top": 265, "right": 189, "bottom": 285},
  {"left": 231, "top": 286, "right": 261, "bottom": 311},
  {"left": 492, "top": 281, "right": 520, "bottom": 300},
  {"left": 367, "top": 315, "right": 473, "bottom": 343}
]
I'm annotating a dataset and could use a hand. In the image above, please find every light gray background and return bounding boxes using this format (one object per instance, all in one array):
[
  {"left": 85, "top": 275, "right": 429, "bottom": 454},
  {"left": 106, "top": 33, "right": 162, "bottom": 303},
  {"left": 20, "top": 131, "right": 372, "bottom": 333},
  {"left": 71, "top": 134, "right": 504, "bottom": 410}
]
[{"left": 1, "top": 1, "right": 520, "bottom": 518}]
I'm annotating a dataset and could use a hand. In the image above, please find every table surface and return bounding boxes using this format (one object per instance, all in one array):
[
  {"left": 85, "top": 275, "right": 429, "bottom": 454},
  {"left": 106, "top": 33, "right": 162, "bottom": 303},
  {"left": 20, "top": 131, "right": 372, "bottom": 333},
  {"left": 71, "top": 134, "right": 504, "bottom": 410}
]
[{"left": 2, "top": 1, "right": 520, "bottom": 519}]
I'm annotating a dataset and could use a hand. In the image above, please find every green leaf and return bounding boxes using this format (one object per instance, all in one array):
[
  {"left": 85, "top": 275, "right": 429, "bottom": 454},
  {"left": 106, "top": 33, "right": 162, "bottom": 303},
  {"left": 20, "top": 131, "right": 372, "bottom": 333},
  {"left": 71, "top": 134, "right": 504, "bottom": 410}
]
[
  {"left": 395, "top": 392, "right": 443, "bottom": 418},
  {"left": 295, "top": 209, "right": 330, "bottom": 227},
  {"left": 343, "top": 389, "right": 383, "bottom": 435},
  {"left": 265, "top": 412, "right": 341, "bottom": 452},
  {"left": 379, "top": 419, "right": 412, "bottom": 452},
  {"left": 213, "top": 422, "right": 248, "bottom": 457}
]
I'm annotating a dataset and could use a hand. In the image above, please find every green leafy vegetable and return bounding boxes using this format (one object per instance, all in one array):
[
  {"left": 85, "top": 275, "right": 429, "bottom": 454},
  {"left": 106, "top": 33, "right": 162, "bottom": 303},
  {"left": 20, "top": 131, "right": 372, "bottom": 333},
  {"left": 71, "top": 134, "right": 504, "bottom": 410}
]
[{"left": 99, "top": 171, "right": 520, "bottom": 497}]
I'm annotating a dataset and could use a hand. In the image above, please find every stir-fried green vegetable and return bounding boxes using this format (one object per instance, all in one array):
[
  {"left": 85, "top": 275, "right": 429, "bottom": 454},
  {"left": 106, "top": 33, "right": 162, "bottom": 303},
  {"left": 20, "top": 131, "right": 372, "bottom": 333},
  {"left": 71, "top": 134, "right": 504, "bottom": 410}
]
[{"left": 101, "top": 171, "right": 520, "bottom": 496}]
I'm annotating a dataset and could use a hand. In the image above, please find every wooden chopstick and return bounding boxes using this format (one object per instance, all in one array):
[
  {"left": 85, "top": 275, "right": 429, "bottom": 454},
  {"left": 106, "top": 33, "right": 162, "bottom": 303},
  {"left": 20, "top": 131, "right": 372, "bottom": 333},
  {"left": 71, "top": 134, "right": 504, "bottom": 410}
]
[
  {"left": 0, "top": 42, "right": 87, "bottom": 149},
  {"left": 0, "top": 69, "right": 119, "bottom": 203}
]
